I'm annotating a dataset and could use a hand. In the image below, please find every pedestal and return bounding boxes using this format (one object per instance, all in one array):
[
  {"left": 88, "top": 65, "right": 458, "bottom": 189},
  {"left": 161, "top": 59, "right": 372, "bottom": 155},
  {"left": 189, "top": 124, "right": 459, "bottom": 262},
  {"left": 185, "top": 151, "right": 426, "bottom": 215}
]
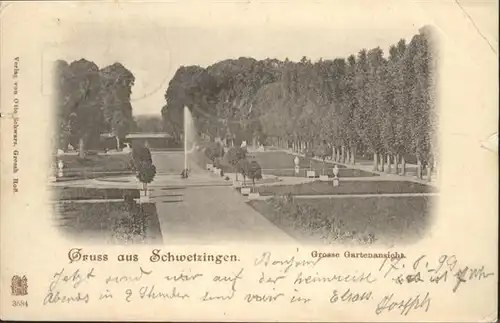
[
  {"left": 248, "top": 192, "right": 260, "bottom": 199},
  {"left": 139, "top": 195, "right": 150, "bottom": 203},
  {"left": 306, "top": 170, "right": 316, "bottom": 178},
  {"left": 333, "top": 177, "right": 339, "bottom": 187},
  {"left": 241, "top": 187, "right": 251, "bottom": 196}
]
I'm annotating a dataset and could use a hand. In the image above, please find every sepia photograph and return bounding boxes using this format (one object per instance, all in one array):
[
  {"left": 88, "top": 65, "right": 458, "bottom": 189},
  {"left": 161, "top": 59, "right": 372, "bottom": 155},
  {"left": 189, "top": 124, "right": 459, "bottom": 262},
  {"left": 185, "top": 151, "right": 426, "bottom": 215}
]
[{"left": 48, "top": 16, "right": 439, "bottom": 246}]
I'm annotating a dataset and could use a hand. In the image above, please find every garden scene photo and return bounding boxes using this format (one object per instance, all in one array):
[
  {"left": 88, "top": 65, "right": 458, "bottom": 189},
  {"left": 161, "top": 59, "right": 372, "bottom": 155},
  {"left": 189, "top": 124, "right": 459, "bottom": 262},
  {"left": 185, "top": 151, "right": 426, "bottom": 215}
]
[{"left": 49, "top": 25, "right": 439, "bottom": 246}]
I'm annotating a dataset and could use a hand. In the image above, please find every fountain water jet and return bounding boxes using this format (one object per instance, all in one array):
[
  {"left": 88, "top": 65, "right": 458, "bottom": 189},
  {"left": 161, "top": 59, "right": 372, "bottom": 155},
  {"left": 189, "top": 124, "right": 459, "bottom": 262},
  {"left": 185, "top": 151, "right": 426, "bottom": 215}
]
[{"left": 183, "top": 106, "right": 196, "bottom": 178}]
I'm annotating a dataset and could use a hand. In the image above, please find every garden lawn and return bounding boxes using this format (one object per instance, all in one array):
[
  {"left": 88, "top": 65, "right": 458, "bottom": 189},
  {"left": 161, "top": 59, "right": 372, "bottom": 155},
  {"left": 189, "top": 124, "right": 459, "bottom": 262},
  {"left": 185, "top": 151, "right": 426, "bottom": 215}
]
[
  {"left": 195, "top": 150, "right": 349, "bottom": 175},
  {"left": 54, "top": 201, "right": 162, "bottom": 244},
  {"left": 257, "top": 180, "right": 437, "bottom": 196},
  {"left": 262, "top": 168, "right": 377, "bottom": 178},
  {"left": 248, "top": 195, "right": 435, "bottom": 244},
  {"left": 249, "top": 151, "right": 346, "bottom": 169}
]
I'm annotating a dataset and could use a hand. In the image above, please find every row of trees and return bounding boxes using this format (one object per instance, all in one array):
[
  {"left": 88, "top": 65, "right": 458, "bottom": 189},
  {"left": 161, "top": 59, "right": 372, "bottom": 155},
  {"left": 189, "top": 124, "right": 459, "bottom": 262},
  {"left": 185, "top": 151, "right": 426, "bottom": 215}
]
[
  {"left": 162, "top": 59, "right": 280, "bottom": 146},
  {"left": 205, "top": 144, "right": 262, "bottom": 188},
  {"left": 162, "top": 26, "right": 438, "bottom": 178},
  {"left": 54, "top": 59, "right": 136, "bottom": 157},
  {"left": 134, "top": 115, "right": 164, "bottom": 133}
]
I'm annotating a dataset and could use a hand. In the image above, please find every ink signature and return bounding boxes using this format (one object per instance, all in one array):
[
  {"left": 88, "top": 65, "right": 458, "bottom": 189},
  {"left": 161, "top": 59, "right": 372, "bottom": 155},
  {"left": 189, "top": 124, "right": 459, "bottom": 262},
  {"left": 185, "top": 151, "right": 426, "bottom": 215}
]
[{"left": 378, "top": 254, "right": 494, "bottom": 293}]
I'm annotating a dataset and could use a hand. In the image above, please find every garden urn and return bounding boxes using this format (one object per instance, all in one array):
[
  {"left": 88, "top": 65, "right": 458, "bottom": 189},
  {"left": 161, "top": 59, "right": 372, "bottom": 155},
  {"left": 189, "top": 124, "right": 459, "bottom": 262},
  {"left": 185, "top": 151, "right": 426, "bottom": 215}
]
[{"left": 57, "top": 160, "right": 64, "bottom": 178}]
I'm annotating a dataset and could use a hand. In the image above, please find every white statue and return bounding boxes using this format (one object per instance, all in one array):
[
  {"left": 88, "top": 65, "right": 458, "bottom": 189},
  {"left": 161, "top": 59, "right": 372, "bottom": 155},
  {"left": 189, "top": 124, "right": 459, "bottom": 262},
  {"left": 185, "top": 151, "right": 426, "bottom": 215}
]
[
  {"left": 332, "top": 164, "right": 340, "bottom": 187},
  {"left": 294, "top": 156, "right": 300, "bottom": 175},
  {"left": 240, "top": 140, "right": 247, "bottom": 148},
  {"left": 57, "top": 160, "right": 64, "bottom": 178},
  {"left": 333, "top": 165, "right": 339, "bottom": 177}
]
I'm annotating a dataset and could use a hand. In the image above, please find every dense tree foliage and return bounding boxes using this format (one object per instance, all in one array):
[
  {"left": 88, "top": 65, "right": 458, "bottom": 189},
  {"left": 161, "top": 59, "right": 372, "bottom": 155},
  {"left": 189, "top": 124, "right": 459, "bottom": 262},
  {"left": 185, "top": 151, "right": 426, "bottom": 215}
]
[
  {"left": 130, "top": 142, "right": 156, "bottom": 195},
  {"left": 162, "top": 26, "right": 437, "bottom": 175},
  {"left": 247, "top": 160, "right": 263, "bottom": 188},
  {"left": 204, "top": 141, "right": 225, "bottom": 164},
  {"left": 54, "top": 59, "right": 136, "bottom": 156},
  {"left": 224, "top": 147, "right": 247, "bottom": 180},
  {"left": 134, "top": 115, "right": 164, "bottom": 133},
  {"left": 129, "top": 141, "right": 153, "bottom": 169}
]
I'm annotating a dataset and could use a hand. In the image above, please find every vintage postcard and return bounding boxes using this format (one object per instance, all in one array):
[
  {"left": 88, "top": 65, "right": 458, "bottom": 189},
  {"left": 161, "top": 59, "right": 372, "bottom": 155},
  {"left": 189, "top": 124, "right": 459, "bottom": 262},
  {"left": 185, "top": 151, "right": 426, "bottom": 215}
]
[{"left": 0, "top": 0, "right": 497, "bottom": 321}]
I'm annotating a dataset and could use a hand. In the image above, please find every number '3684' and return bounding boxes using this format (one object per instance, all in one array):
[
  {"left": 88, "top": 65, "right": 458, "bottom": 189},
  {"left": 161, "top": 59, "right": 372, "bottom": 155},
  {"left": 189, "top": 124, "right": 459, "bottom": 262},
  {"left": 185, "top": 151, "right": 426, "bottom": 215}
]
[{"left": 12, "top": 300, "right": 28, "bottom": 307}]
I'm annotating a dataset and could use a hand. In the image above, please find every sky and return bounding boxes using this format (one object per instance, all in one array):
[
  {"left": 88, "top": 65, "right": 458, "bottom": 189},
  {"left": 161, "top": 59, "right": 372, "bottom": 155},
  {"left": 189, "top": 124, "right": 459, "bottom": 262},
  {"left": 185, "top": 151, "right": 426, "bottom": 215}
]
[{"left": 41, "top": 0, "right": 497, "bottom": 116}]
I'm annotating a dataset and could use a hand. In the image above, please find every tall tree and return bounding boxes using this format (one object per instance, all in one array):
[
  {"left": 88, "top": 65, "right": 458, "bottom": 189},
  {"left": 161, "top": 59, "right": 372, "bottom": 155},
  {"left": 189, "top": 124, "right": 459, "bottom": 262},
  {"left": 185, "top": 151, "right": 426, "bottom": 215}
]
[
  {"left": 54, "top": 60, "right": 72, "bottom": 150},
  {"left": 134, "top": 115, "right": 164, "bottom": 133},
  {"left": 66, "top": 59, "right": 101, "bottom": 158},
  {"left": 390, "top": 40, "right": 409, "bottom": 174},
  {"left": 407, "top": 34, "right": 432, "bottom": 179},
  {"left": 353, "top": 49, "right": 380, "bottom": 170},
  {"left": 343, "top": 55, "right": 360, "bottom": 164},
  {"left": 99, "top": 63, "right": 135, "bottom": 150},
  {"left": 53, "top": 59, "right": 136, "bottom": 155},
  {"left": 420, "top": 25, "right": 439, "bottom": 181}
]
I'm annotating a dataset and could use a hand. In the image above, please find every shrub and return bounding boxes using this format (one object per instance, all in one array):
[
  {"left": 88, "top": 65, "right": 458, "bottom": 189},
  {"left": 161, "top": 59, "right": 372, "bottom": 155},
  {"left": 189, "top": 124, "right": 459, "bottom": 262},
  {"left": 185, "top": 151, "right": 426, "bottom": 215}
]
[
  {"left": 225, "top": 147, "right": 247, "bottom": 166},
  {"left": 204, "top": 142, "right": 225, "bottom": 164},
  {"left": 225, "top": 147, "right": 247, "bottom": 180},
  {"left": 213, "top": 158, "right": 222, "bottom": 169},
  {"left": 136, "top": 162, "right": 156, "bottom": 194},
  {"left": 238, "top": 158, "right": 251, "bottom": 186},
  {"left": 129, "top": 142, "right": 153, "bottom": 171},
  {"left": 247, "top": 160, "right": 262, "bottom": 188},
  {"left": 130, "top": 143, "right": 156, "bottom": 195}
]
